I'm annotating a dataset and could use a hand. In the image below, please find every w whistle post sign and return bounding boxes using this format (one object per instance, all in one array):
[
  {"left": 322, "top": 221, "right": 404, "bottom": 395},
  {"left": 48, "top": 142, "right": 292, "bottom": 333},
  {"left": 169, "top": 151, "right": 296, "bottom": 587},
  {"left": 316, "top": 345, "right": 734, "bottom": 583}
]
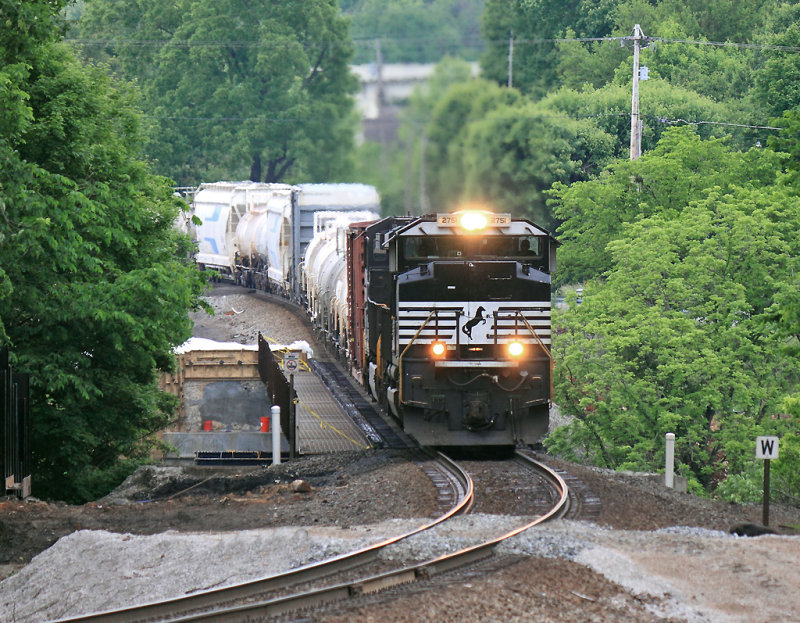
[
  {"left": 756, "top": 436, "right": 779, "bottom": 460},
  {"left": 756, "top": 436, "right": 779, "bottom": 526}
]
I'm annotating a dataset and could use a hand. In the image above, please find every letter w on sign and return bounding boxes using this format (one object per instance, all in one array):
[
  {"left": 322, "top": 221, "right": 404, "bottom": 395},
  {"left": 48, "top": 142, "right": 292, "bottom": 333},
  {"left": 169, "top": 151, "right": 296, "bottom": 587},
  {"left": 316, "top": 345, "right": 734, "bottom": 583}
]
[{"left": 756, "top": 436, "right": 779, "bottom": 460}]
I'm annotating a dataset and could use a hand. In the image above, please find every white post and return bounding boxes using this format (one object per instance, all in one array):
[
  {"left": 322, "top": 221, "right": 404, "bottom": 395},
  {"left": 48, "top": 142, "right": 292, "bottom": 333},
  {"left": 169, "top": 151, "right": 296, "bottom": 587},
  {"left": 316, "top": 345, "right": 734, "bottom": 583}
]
[
  {"left": 271, "top": 405, "right": 281, "bottom": 465},
  {"left": 665, "top": 432, "right": 675, "bottom": 488},
  {"left": 296, "top": 416, "right": 301, "bottom": 456}
]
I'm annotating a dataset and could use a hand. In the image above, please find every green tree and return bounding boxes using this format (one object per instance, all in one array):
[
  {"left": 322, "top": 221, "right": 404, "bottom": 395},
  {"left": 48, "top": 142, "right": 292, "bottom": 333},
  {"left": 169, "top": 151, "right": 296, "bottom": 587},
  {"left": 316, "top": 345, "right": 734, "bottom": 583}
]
[
  {"left": 549, "top": 182, "right": 800, "bottom": 497},
  {"left": 422, "top": 80, "right": 619, "bottom": 227},
  {"left": 553, "top": 29, "right": 629, "bottom": 91},
  {"left": 613, "top": 0, "right": 780, "bottom": 44},
  {"left": 75, "top": 0, "right": 184, "bottom": 80},
  {"left": 752, "top": 5, "right": 800, "bottom": 119},
  {"left": 481, "top": 0, "right": 618, "bottom": 96},
  {"left": 542, "top": 74, "right": 750, "bottom": 156},
  {"left": 457, "top": 101, "right": 616, "bottom": 226},
  {"left": 642, "top": 20, "right": 754, "bottom": 104},
  {"left": 79, "top": 0, "right": 359, "bottom": 186},
  {"left": 347, "top": 0, "right": 482, "bottom": 64},
  {"left": 352, "top": 56, "right": 479, "bottom": 216},
  {"left": 1, "top": 0, "right": 207, "bottom": 502},
  {"left": 423, "top": 79, "right": 525, "bottom": 211},
  {"left": 550, "top": 127, "right": 784, "bottom": 285},
  {"left": 755, "top": 19, "right": 800, "bottom": 117},
  {"left": 769, "top": 105, "right": 800, "bottom": 190},
  {"left": 398, "top": 56, "right": 477, "bottom": 213}
]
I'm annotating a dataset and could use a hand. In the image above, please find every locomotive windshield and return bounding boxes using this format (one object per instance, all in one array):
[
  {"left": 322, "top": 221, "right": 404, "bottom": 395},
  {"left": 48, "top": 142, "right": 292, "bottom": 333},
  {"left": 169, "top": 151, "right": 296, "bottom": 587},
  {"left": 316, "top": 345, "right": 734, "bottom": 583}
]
[{"left": 400, "top": 235, "right": 544, "bottom": 266}]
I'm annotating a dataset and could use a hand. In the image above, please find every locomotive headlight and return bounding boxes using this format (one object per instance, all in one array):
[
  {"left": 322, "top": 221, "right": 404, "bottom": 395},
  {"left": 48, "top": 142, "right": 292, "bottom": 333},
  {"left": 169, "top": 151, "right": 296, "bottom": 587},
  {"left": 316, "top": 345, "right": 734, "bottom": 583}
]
[
  {"left": 431, "top": 341, "right": 447, "bottom": 357},
  {"left": 459, "top": 211, "right": 489, "bottom": 232},
  {"left": 507, "top": 340, "right": 525, "bottom": 358}
]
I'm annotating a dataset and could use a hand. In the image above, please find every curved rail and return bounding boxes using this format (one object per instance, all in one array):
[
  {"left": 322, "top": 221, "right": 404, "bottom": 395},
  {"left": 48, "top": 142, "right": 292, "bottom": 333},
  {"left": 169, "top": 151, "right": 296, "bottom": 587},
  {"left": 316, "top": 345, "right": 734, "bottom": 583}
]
[
  {"left": 52, "top": 451, "right": 472, "bottom": 623},
  {"left": 151, "top": 452, "right": 568, "bottom": 622}
]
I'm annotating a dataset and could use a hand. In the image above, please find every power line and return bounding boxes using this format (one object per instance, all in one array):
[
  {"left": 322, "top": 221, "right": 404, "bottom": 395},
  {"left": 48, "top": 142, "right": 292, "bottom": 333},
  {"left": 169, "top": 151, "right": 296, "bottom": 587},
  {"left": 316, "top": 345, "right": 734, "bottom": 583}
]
[
  {"left": 65, "top": 35, "right": 800, "bottom": 53},
  {"left": 142, "top": 111, "right": 783, "bottom": 132},
  {"left": 656, "top": 118, "right": 781, "bottom": 130},
  {"left": 650, "top": 36, "right": 800, "bottom": 53},
  {"left": 144, "top": 116, "right": 302, "bottom": 122},
  {"left": 66, "top": 38, "right": 344, "bottom": 49},
  {"left": 484, "top": 35, "right": 800, "bottom": 53},
  {"left": 67, "top": 29, "right": 791, "bottom": 133}
]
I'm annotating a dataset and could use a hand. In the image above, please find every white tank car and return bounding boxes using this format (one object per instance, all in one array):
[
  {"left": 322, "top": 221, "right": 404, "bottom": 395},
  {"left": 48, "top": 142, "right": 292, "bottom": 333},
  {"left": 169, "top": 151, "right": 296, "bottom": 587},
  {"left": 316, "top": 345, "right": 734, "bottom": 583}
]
[
  {"left": 190, "top": 182, "right": 380, "bottom": 297},
  {"left": 302, "top": 211, "right": 378, "bottom": 355}
]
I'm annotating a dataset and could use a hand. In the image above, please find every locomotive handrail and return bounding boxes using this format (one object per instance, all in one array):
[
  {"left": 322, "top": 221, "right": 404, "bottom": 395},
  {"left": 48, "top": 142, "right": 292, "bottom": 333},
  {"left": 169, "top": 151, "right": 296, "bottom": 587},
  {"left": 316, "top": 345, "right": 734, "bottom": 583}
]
[
  {"left": 513, "top": 310, "right": 554, "bottom": 402},
  {"left": 398, "top": 309, "right": 436, "bottom": 404},
  {"left": 513, "top": 311, "right": 553, "bottom": 361}
]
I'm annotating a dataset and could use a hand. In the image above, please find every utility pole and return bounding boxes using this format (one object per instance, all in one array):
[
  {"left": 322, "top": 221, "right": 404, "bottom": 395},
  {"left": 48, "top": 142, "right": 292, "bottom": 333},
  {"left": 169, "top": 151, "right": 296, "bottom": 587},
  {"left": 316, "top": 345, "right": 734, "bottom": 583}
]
[
  {"left": 418, "top": 131, "right": 429, "bottom": 214},
  {"left": 629, "top": 24, "right": 644, "bottom": 160},
  {"left": 507, "top": 30, "right": 514, "bottom": 88},
  {"left": 374, "top": 38, "right": 385, "bottom": 110},
  {"left": 375, "top": 38, "right": 387, "bottom": 170}
]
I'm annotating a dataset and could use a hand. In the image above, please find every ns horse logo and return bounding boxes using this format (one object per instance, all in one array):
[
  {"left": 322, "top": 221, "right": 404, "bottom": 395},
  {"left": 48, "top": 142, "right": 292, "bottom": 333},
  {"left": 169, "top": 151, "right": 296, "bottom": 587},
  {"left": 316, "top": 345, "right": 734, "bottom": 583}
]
[{"left": 462, "top": 306, "right": 487, "bottom": 339}]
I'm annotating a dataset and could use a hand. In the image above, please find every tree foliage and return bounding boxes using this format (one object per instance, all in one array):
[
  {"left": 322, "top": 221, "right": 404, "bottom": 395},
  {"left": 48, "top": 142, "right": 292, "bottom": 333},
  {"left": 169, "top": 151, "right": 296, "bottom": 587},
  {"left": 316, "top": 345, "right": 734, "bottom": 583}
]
[
  {"left": 752, "top": 4, "right": 800, "bottom": 119},
  {"left": 419, "top": 79, "right": 619, "bottom": 226},
  {"left": 481, "top": 0, "right": 617, "bottom": 97},
  {"left": 457, "top": 102, "right": 616, "bottom": 226},
  {"left": 480, "top": 0, "right": 784, "bottom": 146},
  {"left": 769, "top": 105, "right": 800, "bottom": 190},
  {"left": 543, "top": 76, "right": 745, "bottom": 154},
  {"left": 350, "top": 57, "right": 479, "bottom": 217},
  {"left": 424, "top": 80, "right": 523, "bottom": 210},
  {"left": 419, "top": 77, "right": 742, "bottom": 227},
  {"left": 79, "top": 0, "right": 359, "bottom": 186},
  {"left": 549, "top": 127, "right": 785, "bottom": 285},
  {"left": 548, "top": 130, "right": 800, "bottom": 499},
  {"left": 1, "top": 0, "right": 207, "bottom": 502},
  {"left": 346, "top": 0, "right": 484, "bottom": 64}
]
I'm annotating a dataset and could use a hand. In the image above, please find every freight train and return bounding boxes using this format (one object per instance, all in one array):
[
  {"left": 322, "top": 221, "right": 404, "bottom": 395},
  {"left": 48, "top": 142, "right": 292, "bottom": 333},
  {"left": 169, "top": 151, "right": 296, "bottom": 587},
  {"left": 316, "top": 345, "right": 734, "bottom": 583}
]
[{"left": 188, "top": 183, "right": 556, "bottom": 448}]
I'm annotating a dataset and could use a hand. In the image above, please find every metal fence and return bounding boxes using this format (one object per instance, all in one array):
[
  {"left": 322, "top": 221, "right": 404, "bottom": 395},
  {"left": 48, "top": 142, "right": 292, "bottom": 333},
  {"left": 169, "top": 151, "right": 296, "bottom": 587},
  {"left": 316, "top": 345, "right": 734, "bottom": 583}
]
[
  {"left": 2, "top": 347, "right": 31, "bottom": 498},
  {"left": 257, "top": 333, "right": 293, "bottom": 438}
]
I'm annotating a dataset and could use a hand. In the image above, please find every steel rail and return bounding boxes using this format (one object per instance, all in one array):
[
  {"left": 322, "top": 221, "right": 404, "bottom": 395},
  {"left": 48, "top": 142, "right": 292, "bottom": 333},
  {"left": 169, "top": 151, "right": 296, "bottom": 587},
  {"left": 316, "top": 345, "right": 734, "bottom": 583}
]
[
  {"left": 153, "top": 452, "right": 568, "bottom": 622},
  {"left": 52, "top": 451, "right": 472, "bottom": 623}
]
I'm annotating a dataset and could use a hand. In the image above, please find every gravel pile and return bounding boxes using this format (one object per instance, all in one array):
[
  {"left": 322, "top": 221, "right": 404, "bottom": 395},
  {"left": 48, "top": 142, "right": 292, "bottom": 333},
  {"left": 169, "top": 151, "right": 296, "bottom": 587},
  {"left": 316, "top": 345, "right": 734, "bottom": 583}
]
[{"left": 3, "top": 514, "right": 798, "bottom": 623}]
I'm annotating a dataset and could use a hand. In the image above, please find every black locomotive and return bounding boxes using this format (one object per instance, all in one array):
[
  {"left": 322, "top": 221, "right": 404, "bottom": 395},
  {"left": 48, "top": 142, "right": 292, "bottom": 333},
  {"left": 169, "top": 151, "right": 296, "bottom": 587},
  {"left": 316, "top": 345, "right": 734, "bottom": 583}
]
[{"left": 346, "top": 210, "right": 556, "bottom": 448}]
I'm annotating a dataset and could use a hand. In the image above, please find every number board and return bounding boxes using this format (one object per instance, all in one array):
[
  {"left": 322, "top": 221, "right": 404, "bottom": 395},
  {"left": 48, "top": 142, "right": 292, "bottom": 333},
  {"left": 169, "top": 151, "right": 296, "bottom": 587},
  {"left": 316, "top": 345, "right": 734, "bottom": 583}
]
[{"left": 436, "top": 213, "right": 512, "bottom": 228}]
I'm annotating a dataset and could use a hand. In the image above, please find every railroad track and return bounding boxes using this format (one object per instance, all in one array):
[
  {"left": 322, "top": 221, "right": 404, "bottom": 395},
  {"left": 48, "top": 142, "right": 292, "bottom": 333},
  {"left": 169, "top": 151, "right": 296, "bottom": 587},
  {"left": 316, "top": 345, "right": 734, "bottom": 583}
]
[
  {"left": 58, "top": 452, "right": 564, "bottom": 622},
  {"left": 515, "top": 448, "right": 602, "bottom": 522},
  {"left": 52, "top": 451, "right": 473, "bottom": 623}
]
